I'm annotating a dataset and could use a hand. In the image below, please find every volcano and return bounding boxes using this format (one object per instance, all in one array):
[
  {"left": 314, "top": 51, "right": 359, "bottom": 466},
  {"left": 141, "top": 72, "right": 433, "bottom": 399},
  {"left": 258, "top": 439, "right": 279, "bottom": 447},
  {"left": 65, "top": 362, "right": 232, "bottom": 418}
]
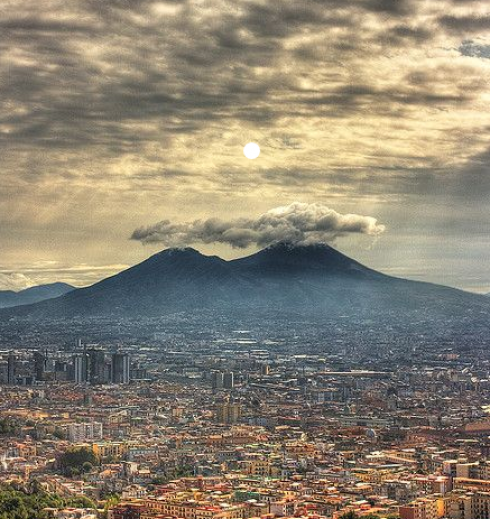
[{"left": 1, "top": 243, "right": 488, "bottom": 320}]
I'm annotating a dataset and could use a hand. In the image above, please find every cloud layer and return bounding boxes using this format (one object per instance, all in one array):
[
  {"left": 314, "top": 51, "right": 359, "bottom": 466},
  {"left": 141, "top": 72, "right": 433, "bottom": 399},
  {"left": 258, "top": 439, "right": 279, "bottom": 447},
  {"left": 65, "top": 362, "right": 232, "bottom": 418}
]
[
  {"left": 0, "top": 0, "right": 489, "bottom": 291},
  {"left": 131, "top": 202, "right": 386, "bottom": 248},
  {"left": 0, "top": 273, "right": 34, "bottom": 291}
]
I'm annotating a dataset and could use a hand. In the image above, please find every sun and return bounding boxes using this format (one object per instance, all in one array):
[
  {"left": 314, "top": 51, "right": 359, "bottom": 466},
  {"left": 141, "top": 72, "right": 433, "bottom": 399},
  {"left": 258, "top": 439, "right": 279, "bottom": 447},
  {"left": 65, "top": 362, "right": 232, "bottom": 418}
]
[{"left": 243, "top": 142, "right": 260, "bottom": 159}]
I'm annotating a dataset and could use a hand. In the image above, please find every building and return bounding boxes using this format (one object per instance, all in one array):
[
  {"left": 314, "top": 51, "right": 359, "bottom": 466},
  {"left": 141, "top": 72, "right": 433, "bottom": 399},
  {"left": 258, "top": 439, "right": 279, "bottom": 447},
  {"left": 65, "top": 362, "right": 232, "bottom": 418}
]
[
  {"left": 66, "top": 422, "right": 103, "bottom": 443},
  {"left": 87, "top": 348, "right": 106, "bottom": 385},
  {"left": 223, "top": 372, "right": 234, "bottom": 390},
  {"left": 443, "top": 491, "right": 472, "bottom": 519},
  {"left": 399, "top": 496, "right": 444, "bottom": 519},
  {"left": 215, "top": 402, "right": 241, "bottom": 424},
  {"left": 112, "top": 353, "right": 130, "bottom": 384},
  {"left": 7, "top": 352, "right": 16, "bottom": 385},
  {"left": 34, "top": 350, "right": 47, "bottom": 381},
  {"left": 212, "top": 371, "right": 224, "bottom": 389},
  {"left": 73, "top": 354, "right": 88, "bottom": 384},
  {"left": 454, "top": 478, "right": 490, "bottom": 492},
  {"left": 242, "top": 455, "right": 280, "bottom": 478},
  {"left": 92, "top": 442, "right": 129, "bottom": 459},
  {"left": 110, "top": 503, "right": 145, "bottom": 519},
  {"left": 471, "top": 491, "right": 490, "bottom": 519},
  {"left": 143, "top": 499, "right": 245, "bottom": 519}
]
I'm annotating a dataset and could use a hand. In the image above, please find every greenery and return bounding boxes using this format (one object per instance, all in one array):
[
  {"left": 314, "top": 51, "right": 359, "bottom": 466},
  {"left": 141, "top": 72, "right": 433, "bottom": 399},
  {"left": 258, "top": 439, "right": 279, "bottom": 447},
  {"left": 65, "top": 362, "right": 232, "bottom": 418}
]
[
  {"left": 102, "top": 495, "right": 120, "bottom": 519},
  {"left": 0, "top": 417, "right": 20, "bottom": 436},
  {"left": 150, "top": 465, "right": 195, "bottom": 484},
  {"left": 0, "top": 483, "right": 95, "bottom": 519},
  {"left": 339, "top": 513, "right": 399, "bottom": 519},
  {"left": 58, "top": 446, "right": 98, "bottom": 476},
  {"left": 339, "top": 512, "right": 359, "bottom": 519},
  {"left": 53, "top": 428, "right": 66, "bottom": 440},
  {"left": 150, "top": 476, "right": 167, "bottom": 485}
]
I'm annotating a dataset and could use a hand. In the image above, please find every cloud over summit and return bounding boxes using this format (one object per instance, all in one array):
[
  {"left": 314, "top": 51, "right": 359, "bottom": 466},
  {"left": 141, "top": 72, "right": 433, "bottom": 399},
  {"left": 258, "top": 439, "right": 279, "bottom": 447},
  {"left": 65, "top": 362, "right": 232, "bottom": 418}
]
[{"left": 131, "top": 202, "right": 386, "bottom": 248}]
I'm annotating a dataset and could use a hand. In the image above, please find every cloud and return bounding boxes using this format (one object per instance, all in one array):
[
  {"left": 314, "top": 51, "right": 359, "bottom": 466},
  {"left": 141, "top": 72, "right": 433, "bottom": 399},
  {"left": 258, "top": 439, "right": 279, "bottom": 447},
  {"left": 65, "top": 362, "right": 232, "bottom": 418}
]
[
  {"left": 0, "top": 264, "right": 130, "bottom": 290},
  {"left": 0, "top": 0, "right": 489, "bottom": 292},
  {"left": 131, "top": 202, "right": 386, "bottom": 248},
  {"left": 439, "top": 14, "right": 490, "bottom": 33},
  {"left": 0, "top": 273, "right": 34, "bottom": 291},
  {"left": 459, "top": 39, "right": 490, "bottom": 58}
]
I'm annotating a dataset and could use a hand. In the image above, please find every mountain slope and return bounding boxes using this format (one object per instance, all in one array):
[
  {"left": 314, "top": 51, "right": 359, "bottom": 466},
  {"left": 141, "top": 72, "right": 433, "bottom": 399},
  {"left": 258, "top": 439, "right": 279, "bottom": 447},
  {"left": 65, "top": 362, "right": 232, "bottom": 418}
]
[
  {"left": 231, "top": 242, "right": 384, "bottom": 278},
  {"left": 3, "top": 248, "right": 254, "bottom": 317},
  {"left": 1, "top": 244, "right": 488, "bottom": 320},
  {"left": 0, "top": 282, "right": 74, "bottom": 308}
]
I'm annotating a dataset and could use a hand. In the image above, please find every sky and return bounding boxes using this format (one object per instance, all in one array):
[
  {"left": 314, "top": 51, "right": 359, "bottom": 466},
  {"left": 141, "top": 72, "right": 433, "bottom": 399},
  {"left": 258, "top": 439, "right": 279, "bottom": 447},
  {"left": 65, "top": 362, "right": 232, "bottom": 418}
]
[{"left": 1, "top": 0, "right": 489, "bottom": 293}]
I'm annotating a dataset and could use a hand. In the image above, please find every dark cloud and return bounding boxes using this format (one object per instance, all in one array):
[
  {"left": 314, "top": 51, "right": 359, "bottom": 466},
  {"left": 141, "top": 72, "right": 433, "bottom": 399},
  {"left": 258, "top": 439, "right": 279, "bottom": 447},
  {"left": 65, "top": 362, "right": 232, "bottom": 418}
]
[
  {"left": 297, "top": 82, "right": 473, "bottom": 113},
  {"left": 131, "top": 202, "right": 386, "bottom": 248},
  {"left": 0, "top": 18, "right": 98, "bottom": 33},
  {"left": 380, "top": 25, "right": 433, "bottom": 45},
  {"left": 361, "top": 0, "right": 415, "bottom": 15},
  {"left": 0, "top": 0, "right": 486, "bottom": 154},
  {"left": 439, "top": 14, "right": 490, "bottom": 33},
  {"left": 459, "top": 39, "right": 490, "bottom": 58},
  {"left": 448, "top": 146, "right": 490, "bottom": 200},
  {"left": 310, "top": 0, "right": 416, "bottom": 15},
  {"left": 252, "top": 141, "right": 490, "bottom": 203}
]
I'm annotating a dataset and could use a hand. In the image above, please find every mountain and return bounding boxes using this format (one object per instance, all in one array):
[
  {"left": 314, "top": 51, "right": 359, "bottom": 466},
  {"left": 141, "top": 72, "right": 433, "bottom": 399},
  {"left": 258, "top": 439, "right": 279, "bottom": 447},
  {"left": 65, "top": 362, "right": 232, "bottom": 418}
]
[
  {"left": 232, "top": 242, "right": 383, "bottom": 278},
  {"left": 1, "top": 243, "right": 489, "bottom": 321},
  {"left": 0, "top": 282, "right": 74, "bottom": 308}
]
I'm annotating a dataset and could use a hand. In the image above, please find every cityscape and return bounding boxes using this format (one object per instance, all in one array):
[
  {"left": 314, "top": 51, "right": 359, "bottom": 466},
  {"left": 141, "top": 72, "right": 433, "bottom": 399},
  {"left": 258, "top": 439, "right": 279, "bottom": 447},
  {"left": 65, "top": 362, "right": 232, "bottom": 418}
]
[
  {"left": 2, "top": 0, "right": 490, "bottom": 517},
  {"left": 2, "top": 318, "right": 490, "bottom": 519}
]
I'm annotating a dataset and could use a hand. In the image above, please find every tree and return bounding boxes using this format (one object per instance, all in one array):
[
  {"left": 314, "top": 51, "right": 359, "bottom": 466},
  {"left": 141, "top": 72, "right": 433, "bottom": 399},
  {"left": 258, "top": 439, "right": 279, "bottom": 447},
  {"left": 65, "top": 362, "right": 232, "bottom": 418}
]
[
  {"left": 66, "top": 496, "right": 96, "bottom": 509},
  {"left": 151, "top": 477, "right": 167, "bottom": 485},
  {"left": 0, "top": 484, "right": 65, "bottom": 519},
  {"left": 0, "top": 418, "right": 20, "bottom": 436},
  {"left": 58, "top": 446, "right": 98, "bottom": 476},
  {"left": 53, "top": 428, "right": 66, "bottom": 440},
  {"left": 339, "top": 512, "right": 359, "bottom": 519},
  {"left": 102, "top": 495, "right": 121, "bottom": 519},
  {"left": 82, "top": 461, "right": 93, "bottom": 474}
]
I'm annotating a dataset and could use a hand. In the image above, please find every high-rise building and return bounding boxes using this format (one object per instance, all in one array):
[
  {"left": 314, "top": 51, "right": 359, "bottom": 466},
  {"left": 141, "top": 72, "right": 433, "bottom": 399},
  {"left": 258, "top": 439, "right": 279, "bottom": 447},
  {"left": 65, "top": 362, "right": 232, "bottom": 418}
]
[
  {"left": 54, "top": 360, "right": 69, "bottom": 382},
  {"left": 212, "top": 371, "right": 224, "bottom": 389},
  {"left": 87, "top": 348, "right": 106, "bottom": 385},
  {"left": 112, "top": 353, "right": 130, "bottom": 384},
  {"left": 73, "top": 354, "right": 88, "bottom": 384},
  {"left": 33, "top": 350, "right": 47, "bottom": 381},
  {"left": 215, "top": 401, "right": 241, "bottom": 424},
  {"left": 223, "top": 371, "right": 235, "bottom": 389},
  {"left": 7, "top": 352, "right": 16, "bottom": 385}
]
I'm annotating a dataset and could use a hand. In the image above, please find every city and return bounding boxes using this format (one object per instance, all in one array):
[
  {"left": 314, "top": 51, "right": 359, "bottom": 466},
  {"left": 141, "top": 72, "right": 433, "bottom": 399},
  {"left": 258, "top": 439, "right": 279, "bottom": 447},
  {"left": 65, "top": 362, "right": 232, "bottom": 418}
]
[{"left": 2, "top": 329, "right": 490, "bottom": 519}]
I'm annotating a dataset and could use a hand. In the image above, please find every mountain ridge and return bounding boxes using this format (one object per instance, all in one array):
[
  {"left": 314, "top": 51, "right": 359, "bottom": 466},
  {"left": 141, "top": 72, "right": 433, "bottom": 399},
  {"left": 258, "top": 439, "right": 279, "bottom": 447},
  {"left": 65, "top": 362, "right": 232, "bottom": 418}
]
[
  {"left": 1, "top": 243, "right": 488, "bottom": 320},
  {"left": 0, "top": 282, "right": 74, "bottom": 309}
]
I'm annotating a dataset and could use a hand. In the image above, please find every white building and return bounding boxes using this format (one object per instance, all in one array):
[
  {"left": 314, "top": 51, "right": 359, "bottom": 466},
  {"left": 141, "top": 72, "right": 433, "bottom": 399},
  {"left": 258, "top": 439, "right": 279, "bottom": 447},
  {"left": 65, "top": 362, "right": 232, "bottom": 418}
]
[{"left": 66, "top": 422, "right": 103, "bottom": 443}]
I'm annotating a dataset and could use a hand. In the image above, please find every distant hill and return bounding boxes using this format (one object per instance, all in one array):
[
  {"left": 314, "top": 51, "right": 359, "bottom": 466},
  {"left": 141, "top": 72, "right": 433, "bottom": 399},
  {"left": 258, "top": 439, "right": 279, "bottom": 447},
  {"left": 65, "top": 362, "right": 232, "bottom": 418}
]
[
  {"left": 2, "top": 243, "right": 489, "bottom": 322},
  {"left": 0, "top": 282, "right": 74, "bottom": 308}
]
